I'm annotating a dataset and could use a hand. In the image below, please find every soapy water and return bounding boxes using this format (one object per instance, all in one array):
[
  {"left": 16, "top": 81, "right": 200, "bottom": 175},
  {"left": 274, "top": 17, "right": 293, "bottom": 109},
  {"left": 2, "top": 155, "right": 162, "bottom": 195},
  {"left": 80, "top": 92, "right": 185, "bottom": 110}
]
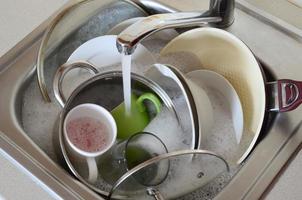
[
  {"left": 144, "top": 106, "right": 189, "bottom": 151},
  {"left": 22, "top": 76, "right": 61, "bottom": 162},
  {"left": 200, "top": 89, "right": 239, "bottom": 165}
]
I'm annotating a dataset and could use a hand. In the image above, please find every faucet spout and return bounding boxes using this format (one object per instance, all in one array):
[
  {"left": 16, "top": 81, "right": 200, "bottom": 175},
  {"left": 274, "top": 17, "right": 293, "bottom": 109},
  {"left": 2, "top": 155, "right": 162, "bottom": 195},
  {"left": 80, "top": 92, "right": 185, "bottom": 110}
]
[{"left": 117, "top": 0, "right": 234, "bottom": 55}]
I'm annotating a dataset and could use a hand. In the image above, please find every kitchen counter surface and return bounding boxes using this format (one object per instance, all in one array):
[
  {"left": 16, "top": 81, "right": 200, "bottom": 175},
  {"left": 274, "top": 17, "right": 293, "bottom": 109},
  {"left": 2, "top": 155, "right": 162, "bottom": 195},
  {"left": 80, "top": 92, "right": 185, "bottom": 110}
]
[
  {"left": 263, "top": 148, "right": 302, "bottom": 200},
  {"left": 0, "top": 0, "right": 67, "bottom": 57},
  {"left": 0, "top": 0, "right": 302, "bottom": 199}
]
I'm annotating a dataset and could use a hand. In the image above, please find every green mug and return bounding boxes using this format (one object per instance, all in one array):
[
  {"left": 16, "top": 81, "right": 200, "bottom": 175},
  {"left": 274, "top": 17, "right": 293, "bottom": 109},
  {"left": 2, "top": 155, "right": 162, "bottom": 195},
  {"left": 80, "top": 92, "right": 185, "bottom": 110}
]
[{"left": 111, "top": 93, "right": 162, "bottom": 140}]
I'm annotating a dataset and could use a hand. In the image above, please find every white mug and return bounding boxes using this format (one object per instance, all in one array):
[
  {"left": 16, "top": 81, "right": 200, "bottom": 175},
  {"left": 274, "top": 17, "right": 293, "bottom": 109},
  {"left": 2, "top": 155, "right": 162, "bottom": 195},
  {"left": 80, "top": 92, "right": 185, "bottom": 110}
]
[{"left": 63, "top": 103, "right": 117, "bottom": 183}]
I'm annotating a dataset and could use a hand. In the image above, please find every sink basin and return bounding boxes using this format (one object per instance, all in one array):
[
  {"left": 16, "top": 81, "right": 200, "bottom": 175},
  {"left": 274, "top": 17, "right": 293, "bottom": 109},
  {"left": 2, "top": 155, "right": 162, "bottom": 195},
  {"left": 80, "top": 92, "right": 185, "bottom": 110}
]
[{"left": 1, "top": 0, "right": 302, "bottom": 199}]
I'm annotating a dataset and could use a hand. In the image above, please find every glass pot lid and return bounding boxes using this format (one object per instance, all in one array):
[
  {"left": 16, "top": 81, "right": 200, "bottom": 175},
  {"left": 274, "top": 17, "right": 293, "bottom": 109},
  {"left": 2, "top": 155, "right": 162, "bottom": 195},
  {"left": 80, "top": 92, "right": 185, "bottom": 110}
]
[{"left": 108, "top": 149, "right": 229, "bottom": 200}]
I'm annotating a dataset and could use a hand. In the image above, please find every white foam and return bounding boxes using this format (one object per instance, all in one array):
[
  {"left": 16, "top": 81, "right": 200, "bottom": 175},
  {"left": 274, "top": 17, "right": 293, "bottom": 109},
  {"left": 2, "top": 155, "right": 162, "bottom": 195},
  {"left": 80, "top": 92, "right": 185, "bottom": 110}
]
[
  {"left": 200, "top": 89, "right": 239, "bottom": 165},
  {"left": 144, "top": 106, "right": 188, "bottom": 152},
  {"left": 22, "top": 77, "right": 61, "bottom": 162}
]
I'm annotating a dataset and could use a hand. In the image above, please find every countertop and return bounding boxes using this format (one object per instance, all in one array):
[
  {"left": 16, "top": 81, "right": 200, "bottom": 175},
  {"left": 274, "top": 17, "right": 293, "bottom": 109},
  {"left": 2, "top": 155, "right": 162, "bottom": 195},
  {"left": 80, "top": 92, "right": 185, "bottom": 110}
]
[
  {"left": 0, "top": 0, "right": 67, "bottom": 57},
  {"left": 0, "top": 0, "right": 302, "bottom": 199}
]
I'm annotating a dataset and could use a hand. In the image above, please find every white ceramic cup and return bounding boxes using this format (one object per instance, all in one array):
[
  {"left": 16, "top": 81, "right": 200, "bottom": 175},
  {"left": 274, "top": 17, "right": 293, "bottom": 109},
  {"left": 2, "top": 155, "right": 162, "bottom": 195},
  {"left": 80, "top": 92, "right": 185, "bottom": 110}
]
[{"left": 63, "top": 103, "right": 117, "bottom": 183}]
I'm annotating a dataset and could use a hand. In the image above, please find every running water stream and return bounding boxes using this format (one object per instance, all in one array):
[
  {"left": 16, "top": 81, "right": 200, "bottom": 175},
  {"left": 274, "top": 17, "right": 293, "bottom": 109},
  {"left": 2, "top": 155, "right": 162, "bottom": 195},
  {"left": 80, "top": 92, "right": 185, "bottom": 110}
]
[{"left": 121, "top": 54, "right": 132, "bottom": 115}]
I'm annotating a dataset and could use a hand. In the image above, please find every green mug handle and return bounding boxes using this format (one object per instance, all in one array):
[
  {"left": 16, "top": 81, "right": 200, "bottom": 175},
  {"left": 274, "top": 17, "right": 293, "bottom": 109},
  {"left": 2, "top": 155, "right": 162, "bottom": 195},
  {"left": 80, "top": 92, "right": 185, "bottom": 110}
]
[{"left": 136, "top": 93, "right": 162, "bottom": 114}]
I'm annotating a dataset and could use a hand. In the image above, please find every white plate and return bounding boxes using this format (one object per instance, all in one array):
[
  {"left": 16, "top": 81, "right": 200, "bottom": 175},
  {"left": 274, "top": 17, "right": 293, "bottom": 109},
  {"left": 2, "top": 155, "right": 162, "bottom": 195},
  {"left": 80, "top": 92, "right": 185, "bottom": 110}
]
[
  {"left": 68, "top": 35, "right": 155, "bottom": 68},
  {"left": 187, "top": 70, "right": 244, "bottom": 144},
  {"left": 186, "top": 78, "right": 213, "bottom": 148},
  {"left": 61, "top": 35, "right": 156, "bottom": 98},
  {"left": 186, "top": 70, "right": 244, "bottom": 166}
]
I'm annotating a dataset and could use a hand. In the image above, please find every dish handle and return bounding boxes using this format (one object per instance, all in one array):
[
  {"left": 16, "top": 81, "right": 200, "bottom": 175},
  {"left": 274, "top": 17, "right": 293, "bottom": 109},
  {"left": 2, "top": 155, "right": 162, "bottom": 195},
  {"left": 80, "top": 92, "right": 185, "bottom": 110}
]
[
  {"left": 267, "top": 79, "right": 302, "bottom": 112},
  {"left": 53, "top": 60, "right": 99, "bottom": 107}
]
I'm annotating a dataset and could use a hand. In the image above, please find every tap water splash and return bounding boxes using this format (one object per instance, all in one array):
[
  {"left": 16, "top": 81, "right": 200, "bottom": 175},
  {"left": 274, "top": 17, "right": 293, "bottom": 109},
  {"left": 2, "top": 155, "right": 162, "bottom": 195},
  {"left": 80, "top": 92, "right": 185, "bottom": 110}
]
[{"left": 122, "top": 54, "right": 132, "bottom": 115}]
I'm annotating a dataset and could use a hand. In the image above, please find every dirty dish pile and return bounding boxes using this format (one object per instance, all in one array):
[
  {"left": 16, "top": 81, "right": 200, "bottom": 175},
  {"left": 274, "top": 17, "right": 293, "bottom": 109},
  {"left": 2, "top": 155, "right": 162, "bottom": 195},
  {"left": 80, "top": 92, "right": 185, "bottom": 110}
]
[
  {"left": 29, "top": 2, "right": 302, "bottom": 197},
  {"left": 53, "top": 50, "right": 212, "bottom": 198},
  {"left": 52, "top": 24, "right": 245, "bottom": 198},
  {"left": 14, "top": 1, "right": 250, "bottom": 199},
  {"left": 46, "top": 14, "right": 279, "bottom": 199},
  {"left": 33, "top": 16, "right": 248, "bottom": 198}
]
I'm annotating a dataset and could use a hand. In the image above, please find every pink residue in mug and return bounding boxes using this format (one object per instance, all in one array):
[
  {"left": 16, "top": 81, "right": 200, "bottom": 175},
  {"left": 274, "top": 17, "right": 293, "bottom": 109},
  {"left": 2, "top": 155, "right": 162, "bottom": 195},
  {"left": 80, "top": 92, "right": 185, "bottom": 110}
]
[{"left": 66, "top": 117, "right": 110, "bottom": 152}]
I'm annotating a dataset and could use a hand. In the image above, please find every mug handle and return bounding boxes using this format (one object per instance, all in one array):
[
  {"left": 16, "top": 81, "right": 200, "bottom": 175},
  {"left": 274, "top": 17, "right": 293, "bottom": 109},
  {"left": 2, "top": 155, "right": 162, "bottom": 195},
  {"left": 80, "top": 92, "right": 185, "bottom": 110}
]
[
  {"left": 53, "top": 60, "right": 99, "bottom": 107},
  {"left": 136, "top": 93, "right": 162, "bottom": 114},
  {"left": 86, "top": 157, "right": 98, "bottom": 184}
]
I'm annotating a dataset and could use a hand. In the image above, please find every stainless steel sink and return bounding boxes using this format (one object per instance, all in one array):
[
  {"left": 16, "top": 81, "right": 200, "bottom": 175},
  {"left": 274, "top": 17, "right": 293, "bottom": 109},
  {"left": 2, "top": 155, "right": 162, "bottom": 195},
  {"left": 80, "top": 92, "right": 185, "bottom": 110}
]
[{"left": 1, "top": 0, "right": 302, "bottom": 199}]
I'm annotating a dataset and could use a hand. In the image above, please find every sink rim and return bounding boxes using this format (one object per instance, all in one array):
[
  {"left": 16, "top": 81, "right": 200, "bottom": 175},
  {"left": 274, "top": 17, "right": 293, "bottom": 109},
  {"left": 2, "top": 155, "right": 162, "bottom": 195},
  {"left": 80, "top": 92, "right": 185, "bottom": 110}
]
[{"left": 1, "top": 2, "right": 302, "bottom": 200}]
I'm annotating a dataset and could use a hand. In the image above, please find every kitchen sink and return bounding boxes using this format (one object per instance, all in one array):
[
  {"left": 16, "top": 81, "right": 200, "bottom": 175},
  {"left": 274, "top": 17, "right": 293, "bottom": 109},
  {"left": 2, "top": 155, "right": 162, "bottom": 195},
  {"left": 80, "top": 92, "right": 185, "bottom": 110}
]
[{"left": 1, "top": 0, "right": 302, "bottom": 199}]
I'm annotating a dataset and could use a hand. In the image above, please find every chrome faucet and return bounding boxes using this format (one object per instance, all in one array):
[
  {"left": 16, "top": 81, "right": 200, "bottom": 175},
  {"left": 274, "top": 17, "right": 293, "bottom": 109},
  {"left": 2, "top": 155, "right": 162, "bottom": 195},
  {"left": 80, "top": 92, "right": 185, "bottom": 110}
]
[{"left": 117, "top": 0, "right": 235, "bottom": 55}]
